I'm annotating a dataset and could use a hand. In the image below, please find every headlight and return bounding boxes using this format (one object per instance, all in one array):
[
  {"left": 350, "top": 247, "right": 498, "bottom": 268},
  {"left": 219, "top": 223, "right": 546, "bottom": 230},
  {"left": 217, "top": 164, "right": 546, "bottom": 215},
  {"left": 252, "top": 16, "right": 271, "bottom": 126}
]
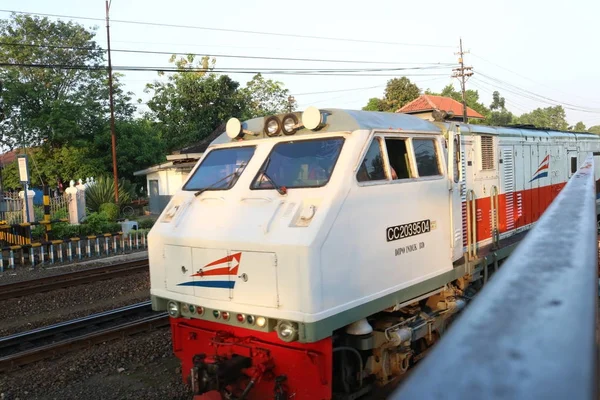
[
  {"left": 264, "top": 116, "right": 281, "bottom": 136},
  {"left": 276, "top": 320, "right": 298, "bottom": 342},
  {"left": 167, "top": 301, "right": 180, "bottom": 318},
  {"left": 282, "top": 114, "right": 298, "bottom": 135},
  {"left": 256, "top": 316, "right": 267, "bottom": 327}
]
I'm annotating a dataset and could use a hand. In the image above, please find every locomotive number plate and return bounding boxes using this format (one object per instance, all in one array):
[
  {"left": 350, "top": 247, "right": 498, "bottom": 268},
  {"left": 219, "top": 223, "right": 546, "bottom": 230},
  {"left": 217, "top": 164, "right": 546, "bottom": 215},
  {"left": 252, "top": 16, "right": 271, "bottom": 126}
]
[{"left": 386, "top": 219, "right": 431, "bottom": 242}]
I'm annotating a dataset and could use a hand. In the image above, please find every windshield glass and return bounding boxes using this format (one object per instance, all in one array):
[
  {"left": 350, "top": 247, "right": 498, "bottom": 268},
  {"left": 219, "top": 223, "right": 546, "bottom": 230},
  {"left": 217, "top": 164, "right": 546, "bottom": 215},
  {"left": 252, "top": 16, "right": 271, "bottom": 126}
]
[
  {"left": 183, "top": 146, "right": 256, "bottom": 191},
  {"left": 251, "top": 137, "right": 345, "bottom": 190}
]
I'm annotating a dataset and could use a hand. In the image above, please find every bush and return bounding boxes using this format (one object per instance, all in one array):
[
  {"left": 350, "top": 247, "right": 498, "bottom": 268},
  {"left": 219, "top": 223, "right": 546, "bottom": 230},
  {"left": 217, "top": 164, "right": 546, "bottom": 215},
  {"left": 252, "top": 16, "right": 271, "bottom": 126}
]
[
  {"left": 99, "top": 203, "right": 119, "bottom": 221},
  {"left": 138, "top": 218, "right": 156, "bottom": 230}
]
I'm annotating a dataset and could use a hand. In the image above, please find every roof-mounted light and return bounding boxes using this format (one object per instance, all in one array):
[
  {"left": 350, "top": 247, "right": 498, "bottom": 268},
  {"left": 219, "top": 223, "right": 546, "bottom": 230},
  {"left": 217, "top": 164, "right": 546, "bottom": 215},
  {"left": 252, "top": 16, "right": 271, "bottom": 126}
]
[
  {"left": 302, "top": 106, "right": 324, "bottom": 131},
  {"left": 265, "top": 116, "right": 281, "bottom": 137},
  {"left": 226, "top": 117, "right": 257, "bottom": 139},
  {"left": 282, "top": 113, "right": 299, "bottom": 135}
]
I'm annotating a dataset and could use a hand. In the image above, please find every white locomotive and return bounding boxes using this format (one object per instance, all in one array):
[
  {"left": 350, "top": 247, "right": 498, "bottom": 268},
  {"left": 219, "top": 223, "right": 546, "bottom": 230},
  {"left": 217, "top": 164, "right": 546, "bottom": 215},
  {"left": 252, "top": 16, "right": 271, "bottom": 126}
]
[{"left": 148, "top": 106, "right": 600, "bottom": 400}]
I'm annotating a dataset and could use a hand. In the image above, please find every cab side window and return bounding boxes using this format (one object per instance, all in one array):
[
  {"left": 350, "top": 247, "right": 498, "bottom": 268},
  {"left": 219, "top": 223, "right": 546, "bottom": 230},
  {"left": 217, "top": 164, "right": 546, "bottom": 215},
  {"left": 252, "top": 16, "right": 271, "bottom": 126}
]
[
  {"left": 357, "top": 138, "right": 387, "bottom": 182},
  {"left": 385, "top": 138, "right": 412, "bottom": 179},
  {"left": 413, "top": 139, "right": 441, "bottom": 177}
]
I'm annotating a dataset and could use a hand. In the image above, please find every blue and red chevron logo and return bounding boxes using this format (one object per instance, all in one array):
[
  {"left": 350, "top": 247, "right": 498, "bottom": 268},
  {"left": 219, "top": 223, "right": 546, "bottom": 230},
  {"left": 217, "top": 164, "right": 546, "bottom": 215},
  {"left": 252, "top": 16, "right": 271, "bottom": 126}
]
[
  {"left": 530, "top": 155, "right": 550, "bottom": 183},
  {"left": 177, "top": 252, "right": 241, "bottom": 289}
]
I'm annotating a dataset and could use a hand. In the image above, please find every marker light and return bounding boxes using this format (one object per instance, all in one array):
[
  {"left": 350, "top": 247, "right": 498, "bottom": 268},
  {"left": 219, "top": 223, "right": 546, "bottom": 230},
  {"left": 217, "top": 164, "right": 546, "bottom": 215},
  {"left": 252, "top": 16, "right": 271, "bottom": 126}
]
[
  {"left": 167, "top": 301, "right": 180, "bottom": 318},
  {"left": 282, "top": 114, "right": 299, "bottom": 135},
  {"left": 213, "top": 310, "right": 220, "bottom": 319},
  {"left": 226, "top": 118, "right": 242, "bottom": 139},
  {"left": 256, "top": 317, "right": 267, "bottom": 327},
  {"left": 188, "top": 304, "right": 196, "bottom": 314},
  {"left": 302, "top": 106, "right": 323, "bottom": 130},
  {"left": 221, "top": 311, "right": 230, "bottom": 320},
  {"left": 197, "top": 306, "right": 205, "bottom": 315},
  {"left": 265, "top": 116, "right": 281, "bottom": 137},
  {"left": 237, "top": 313, "right": 245, "bottom": 323},
  {"left": 246, "top": 315, "right": 256, "bottom": 325},
  {"left": 276, "top": 320, "right": 299, "bottom": 342}
]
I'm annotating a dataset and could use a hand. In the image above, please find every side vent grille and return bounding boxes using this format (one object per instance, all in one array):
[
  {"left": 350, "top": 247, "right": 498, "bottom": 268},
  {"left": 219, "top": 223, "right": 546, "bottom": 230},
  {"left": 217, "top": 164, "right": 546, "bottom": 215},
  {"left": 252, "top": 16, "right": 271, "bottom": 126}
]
[{"left": 481, "top": 136, "right": 494, "bottom": 170}]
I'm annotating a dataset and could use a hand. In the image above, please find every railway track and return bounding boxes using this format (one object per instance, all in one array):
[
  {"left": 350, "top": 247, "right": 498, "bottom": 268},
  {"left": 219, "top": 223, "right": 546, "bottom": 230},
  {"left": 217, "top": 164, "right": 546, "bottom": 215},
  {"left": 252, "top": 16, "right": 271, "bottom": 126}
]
[
  {"left": 0, "top": 259, "right": 149, "bottom": 301},
  {"left": 0, "top": 301, "right": 168, "bottom": 373}
]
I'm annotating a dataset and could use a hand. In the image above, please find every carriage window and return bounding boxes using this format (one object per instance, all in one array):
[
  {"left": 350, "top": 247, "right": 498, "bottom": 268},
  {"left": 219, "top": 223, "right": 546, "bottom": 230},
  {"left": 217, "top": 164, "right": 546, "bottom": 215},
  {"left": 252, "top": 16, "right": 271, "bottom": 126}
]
[
  {"left": 570, "top": 157, "right": 578, "bottom": 174},
  {"left": 357, "top": 138, "right": 387, "bottom": 182},
  {"left": 413, "top": 139, "right": 441, "bottom": 177},
  {"left": 385, "top": 138, "right": 412, "bottom": 179}
]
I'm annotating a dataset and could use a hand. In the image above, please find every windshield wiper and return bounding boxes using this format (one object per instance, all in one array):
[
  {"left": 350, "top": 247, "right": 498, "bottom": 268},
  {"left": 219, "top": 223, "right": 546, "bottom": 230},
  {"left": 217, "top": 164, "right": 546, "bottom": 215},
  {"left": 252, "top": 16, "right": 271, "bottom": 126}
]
[
  {"left": 194, "top": 162, "right": 247, "bottom": 197},
  {"left": 258, "top": 158, "right": 286, "bottom": 195}
]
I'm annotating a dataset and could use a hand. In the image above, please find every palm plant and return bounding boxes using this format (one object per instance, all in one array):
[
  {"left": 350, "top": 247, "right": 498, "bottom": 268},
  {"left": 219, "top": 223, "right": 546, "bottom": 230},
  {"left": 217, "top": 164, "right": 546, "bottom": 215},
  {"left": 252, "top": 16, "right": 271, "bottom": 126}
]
[{"left": 85, "top": 176, "right": 137, "bottom": 212}]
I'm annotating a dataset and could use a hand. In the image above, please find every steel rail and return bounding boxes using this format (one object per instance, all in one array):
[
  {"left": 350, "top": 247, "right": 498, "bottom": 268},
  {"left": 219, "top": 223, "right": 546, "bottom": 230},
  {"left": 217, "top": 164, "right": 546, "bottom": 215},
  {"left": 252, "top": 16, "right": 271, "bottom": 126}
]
[
  {"left": 0, "top": 301, "right": 168, "bottom": 372},
  {"left": 0, "top": 258, "right": 149, "bottom": 301},
  {"left": 0, "top": 301, "right": 153, "bottom": 351},
  {"left": 390, "top": 153, "right": 598, "bottom": 400}
]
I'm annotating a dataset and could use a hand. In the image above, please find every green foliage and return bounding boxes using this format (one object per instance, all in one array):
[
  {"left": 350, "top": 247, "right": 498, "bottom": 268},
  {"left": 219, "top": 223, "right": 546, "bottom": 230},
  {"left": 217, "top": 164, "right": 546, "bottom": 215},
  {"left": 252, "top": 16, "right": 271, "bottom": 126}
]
[
  {"left": 99, "top": 203, "right": 119, "bottom": 221},
  {"left": 516, "top": 105, "right": 568, "bottom": 130},
  {"left": 240, "top": 73, "right": 296, "bottom": 119},
  {"left": 364, "top": 77, "right": 420, "bottom": 112},
  {"left": 145, "top": 55, "right": 246, "bottom": 152},
  {"left": 0, "top": 14, "right": 135, "bottom": 149},
  {"left": 362, "top": 98, "right": 386, "bottom": 111},
  {"left": 589, "top": 125, "right": 600, "bottom": 134},
  {"left": 572, "top": 121, "right": 586, "bottom": 132},
  {"left": 137, "top": 218, "right": 156, "bottom": 230},
  {"left": 90, "top": 118, "right": 165, "bottom": 194},
  {"left": 0, "top": 146, "right": 105, "bottom": 190},
  {"left": 85, "top": 176, "right": 136, "bottom": 211},
  {"left": 486, "top": 91, "right": 514, "bottom": 126}
]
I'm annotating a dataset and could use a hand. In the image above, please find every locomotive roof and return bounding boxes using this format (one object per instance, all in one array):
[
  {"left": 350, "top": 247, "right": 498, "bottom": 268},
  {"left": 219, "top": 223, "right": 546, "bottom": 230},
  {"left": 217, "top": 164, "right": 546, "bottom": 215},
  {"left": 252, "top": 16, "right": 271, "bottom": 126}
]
[
  {"left": 209, "top": 108, "right": 600, "bottom": 146},
  {"left": 445, "top": 122, "right": 600, "bottom": 140}
]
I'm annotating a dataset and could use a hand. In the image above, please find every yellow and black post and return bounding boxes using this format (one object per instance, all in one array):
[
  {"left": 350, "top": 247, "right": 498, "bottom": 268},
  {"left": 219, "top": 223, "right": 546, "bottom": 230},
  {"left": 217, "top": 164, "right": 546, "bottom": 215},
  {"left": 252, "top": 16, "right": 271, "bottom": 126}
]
[{"left": 43, "top": 184, "right": 51, "bottom": 241}]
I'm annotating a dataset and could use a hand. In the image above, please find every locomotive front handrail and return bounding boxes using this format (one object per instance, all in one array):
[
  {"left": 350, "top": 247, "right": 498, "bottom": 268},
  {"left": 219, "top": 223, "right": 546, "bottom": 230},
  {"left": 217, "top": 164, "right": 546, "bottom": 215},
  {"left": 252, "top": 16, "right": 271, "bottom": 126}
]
[{"left": 390, "top": 153, "right": 598, "bottom": 400}]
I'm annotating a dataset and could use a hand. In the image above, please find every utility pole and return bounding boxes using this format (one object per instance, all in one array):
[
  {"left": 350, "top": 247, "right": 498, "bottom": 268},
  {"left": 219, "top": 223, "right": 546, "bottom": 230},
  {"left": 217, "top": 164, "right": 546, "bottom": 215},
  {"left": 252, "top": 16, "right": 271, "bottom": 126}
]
[
  {"left": 105, "top": 0, "right": 119, "bottom": 203},
  {"left": 452, "top": 38, "right": 473, "bottom": 123}
]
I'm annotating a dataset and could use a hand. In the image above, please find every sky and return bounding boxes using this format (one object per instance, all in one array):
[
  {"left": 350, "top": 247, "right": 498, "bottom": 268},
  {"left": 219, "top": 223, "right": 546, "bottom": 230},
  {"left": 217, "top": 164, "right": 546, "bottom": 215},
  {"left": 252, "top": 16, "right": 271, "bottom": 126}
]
[{"left": 1, "top": 0, "right": 600, "bottom": 127}]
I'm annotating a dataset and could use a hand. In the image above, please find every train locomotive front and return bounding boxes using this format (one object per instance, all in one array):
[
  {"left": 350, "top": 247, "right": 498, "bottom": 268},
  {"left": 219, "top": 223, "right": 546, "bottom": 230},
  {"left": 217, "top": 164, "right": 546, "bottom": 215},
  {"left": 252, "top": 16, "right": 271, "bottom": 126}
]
[{"left": 149, "top": 108, "right": 469, "bottom": 399}]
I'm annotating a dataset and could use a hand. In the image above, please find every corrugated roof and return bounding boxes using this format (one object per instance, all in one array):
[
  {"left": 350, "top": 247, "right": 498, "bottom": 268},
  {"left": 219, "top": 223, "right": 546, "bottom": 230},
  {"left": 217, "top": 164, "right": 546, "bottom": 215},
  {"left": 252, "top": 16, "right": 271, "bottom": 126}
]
[{"left": 398, "top": 95, "right": 485, "bottom": 119}]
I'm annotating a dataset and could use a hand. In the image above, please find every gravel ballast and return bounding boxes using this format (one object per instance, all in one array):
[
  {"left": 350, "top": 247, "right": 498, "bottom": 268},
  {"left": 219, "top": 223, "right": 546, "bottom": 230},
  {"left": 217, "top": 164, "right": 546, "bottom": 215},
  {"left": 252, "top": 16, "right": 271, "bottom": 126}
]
[{"left": 0, "top": 328, "right": 192, "bottom": 400}]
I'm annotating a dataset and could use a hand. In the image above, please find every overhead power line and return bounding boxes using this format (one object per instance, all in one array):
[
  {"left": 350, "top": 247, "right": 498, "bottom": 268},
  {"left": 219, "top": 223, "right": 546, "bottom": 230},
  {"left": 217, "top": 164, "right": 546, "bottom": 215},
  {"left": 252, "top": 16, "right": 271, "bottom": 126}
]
[
  {"left": 476, "top": 72, "right": 600, "bottom": 113},
  {"left": 0, "top": 41, "right": 458, "bottom": 66},
  {"left": 0, "top": 9, "right": 455, "bottom": 49},
  {"left": 0, "top": 62, "right": 451, "bottom": 77},
  {"left": 473, "top": 75, "right": 600, "bottom": 114}
]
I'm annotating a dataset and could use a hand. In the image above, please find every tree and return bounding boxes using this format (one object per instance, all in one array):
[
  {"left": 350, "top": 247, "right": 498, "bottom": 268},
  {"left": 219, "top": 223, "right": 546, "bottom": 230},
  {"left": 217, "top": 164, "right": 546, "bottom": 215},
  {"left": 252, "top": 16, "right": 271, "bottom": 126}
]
[
  {"left": 589, "top": 125, "right": 600, "bottom": 134},
  {"left": 362, "top": 97, "right": 385, "bottom": 111},
  {"left": 487, "top": 91, "right": 514, "bottom": 126},
  {"left": 516, "top": 106, "right": 568, "bottom": 130},
  {"left": 573, "top": 121, "right": 586, "bottom": 131},
  {"left": 90, "top": 118, "right": 165, "bottom": 192},
  {"left": 362, "top": 77, "right": 420, "bottom": 112},
  {"left": 0, "top": 146, "right": 105, "bottom": 190},
  {"left": 382, "top": 77, "right": 420, "bottom": 111},
  {"left": 145, "top": 55, "right": 247, "bottom": 152},
  {"left": 240, "top": 73, "right": 296, "bottom": 118},
  {"left": 0, "top": 13, "right": 110, "bottom": 148}
]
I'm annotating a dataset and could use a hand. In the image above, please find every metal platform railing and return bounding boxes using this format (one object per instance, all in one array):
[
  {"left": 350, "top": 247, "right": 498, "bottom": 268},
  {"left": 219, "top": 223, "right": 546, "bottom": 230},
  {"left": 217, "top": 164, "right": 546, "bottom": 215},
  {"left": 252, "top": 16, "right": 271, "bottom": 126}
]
[{"left": 390, "top": 153, "right": 598, "bottom": 400}]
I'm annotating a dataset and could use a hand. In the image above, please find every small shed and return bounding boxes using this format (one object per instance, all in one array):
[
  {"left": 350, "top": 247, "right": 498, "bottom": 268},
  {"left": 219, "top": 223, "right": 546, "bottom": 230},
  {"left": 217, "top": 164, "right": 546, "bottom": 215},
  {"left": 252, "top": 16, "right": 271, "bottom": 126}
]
[{"left": 134, "top": 123, "right": 226, "bottom": 215}]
